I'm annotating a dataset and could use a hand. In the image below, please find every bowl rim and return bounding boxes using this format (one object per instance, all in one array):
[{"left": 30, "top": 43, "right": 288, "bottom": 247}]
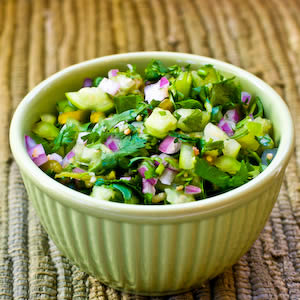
[{"left": 9, "top": 51, "right": 294, "bottom": 218}]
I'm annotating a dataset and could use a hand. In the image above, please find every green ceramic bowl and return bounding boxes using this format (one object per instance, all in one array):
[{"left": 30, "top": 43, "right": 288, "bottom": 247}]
[{"left": 10, "top": 52, "right": 294, "bottom": 295}]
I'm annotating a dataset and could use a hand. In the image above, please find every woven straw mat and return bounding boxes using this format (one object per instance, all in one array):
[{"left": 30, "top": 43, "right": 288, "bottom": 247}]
[{"left": 0, "top": 0, "right": 299, "bottom": 299}]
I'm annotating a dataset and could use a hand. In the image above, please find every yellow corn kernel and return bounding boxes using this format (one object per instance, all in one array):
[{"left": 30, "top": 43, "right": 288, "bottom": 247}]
[
  {"left": 58, "top": 110, "right": 88, "bottom": 125},
  {"left": 90, "top": 111, "right": 105, "bottom": 123},
  {"left": 136, "top": 115, "right": 143, "bottom": 122},
  {"left": 124, "top": 128, "right": 131, "bottom": 135},
  {"left": 205, "top": 155, "right": 214, "bottom": 163},
  {"left": 176, "top": 185, "right": 184, "bottom": 191},
  {"left": 107, "top": 170, "right": 116, "bottom": 180},
  {"left": 193, "top": 146, "right": 200, "bottom": 156}
]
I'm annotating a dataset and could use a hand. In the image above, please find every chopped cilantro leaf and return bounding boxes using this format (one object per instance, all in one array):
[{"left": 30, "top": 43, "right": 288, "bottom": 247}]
[
  {"left": 210, "top": 77, "right": 240, "bottom": 106},
  {"left": 84, "top": 103, "right": 147, "bottom": 144},
  {"left": 114, "top": 95, "right": 144, "bottom": 113},
  {"left": 144, "top": 60, "right": 168, "bottom": 81},
  {"left": 175, "top": 99, "right": 203, "bottom": 110},
  {"left": 52, "top": 120, "right": 78, "bottom": 152},
  {"left": 90, "top": 133, "right": 147, "bottom": 172},
  {"left": 195, "top": 158, "right": 248, "bottom": 189}
]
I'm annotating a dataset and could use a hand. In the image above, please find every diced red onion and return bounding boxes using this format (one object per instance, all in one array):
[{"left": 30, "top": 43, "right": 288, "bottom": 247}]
[
  {"left": 32, "top": 154, "right": 48, "bottom": 166},
  {"left": 104, "top": 136, "right": 119, "bottom": 152},
  {"left": 159, "top": 168, "right": 177, "bottom": 185},
  {"left": 146, "top": 178, "right": 158, "bottom": 185},
  {"left": 25, "top": 135, "right": 36, "bottom": 151},
  {"left": 249, "top": 113, "right": 254, "bottom": 120},
  {"left": 26, "top": 142, "right": 48, "bottom": 167},
  {"left": 77, "top": 132, "right": 89, "bottom": 144},
  {"left": 47, "top": 153, "right": 63, "bottom": 164},
  {"left": 114, "top": 121, "right": 125, "bottom": 128},
  {"left": 66, "top": 151, "right": 75, "bottom": 160},
  {"left": 144, "top": 80, "right": 169, "bottom": 103},
  {"left": 185, "top": 185, "right": 201, "bottom": 194},
  {"left": 218, "top": 119, "right": 234, "bottom": 136},
  {"left": 153, "top": 159, "right": 160, "bottom": 167},
  {"left": 73, "top": 167, "right": 85, "bottom": 173},
  {"left": 99, "top": 78, "right": 120, "bottom": 96},
  {"left": 28, "top": 144, "right": 46, "bottom": 158},
  {"left": 151, "top": 154, "right": 170, "bottom": 167},
  {"left": 159, "top": 136, "right": 181, "bottom": 154},
  {"left": 127, "top": 64, "right": 133, "bottom": 71},
  {"left": 167, "top": 162, "right": 179, "bottom": 172},
  {"left": 241, "top": 91, "right": 251, "bottom": 104},
  {"left": 83, "top": 78, "right": 93, "bottom": 87},
  {"left": 120, "top": 176, "right": 131, "bottom": 181},
  {"left": 138, "top": 165, "right": 148, "bottom": 178},
  {"left": 108, "top": 69, "right": 119, "bottom": 78},
  {"left": 159, "top": 76, "right": 169, "bottom": 88},
  {"left": 224, "top": 109, "right": 240, "bottom": 123},
  {"left": 62, "top": 151, "right": 75, "bottom": 168},
  {"left": 142, "top": 178, "right": 155, "bottom": 195}
]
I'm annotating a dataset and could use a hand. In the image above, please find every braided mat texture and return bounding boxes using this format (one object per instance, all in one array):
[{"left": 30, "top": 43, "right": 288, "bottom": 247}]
[{"left": 1, "top": 0, "right": 300, "bottom": 299}]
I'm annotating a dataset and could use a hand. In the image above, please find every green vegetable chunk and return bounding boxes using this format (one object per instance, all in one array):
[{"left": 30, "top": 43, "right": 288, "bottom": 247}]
[
  {"left": 176, "top": 108, "right": 210, "bottom": 132},
  {"left": 179, "top": 143, "right": 196, "bottom": 169},
  {"left": 165, "top": 188, "right": 195, "bottom": 204},
  {"left": 91, "top": 185, "right": 118, "bottom": 201},
  {"left": 175, "top": 71, "right": 192, "bottom": 98},
  {"left": 114, "top": 95, "right": 143, "bottom": 113},
  {"left": 66, "top": 87, "right": 114, "bottom": 112},
  {"left": 32, "top": 121, "right": 59, "bottom": 140},
  {"left": 214, "top": 156, "right": 241, "bottom": 175},
  {"left": 144, "top": 108, "right": 177, "bottom": 138}
]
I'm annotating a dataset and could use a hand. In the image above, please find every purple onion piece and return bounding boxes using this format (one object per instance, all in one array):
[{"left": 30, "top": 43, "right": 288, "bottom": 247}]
[
  {"left": 120, "top": 176, "right": 131, "bottom": 181},
  {"left": 224, "top": 109, "right": 240, "bottom": 123},
  {"left": 127, "top": 64, "right": 133, "bottom": 71},
  {"left": 48, "top": 153, "right": 63, "bottom": 164},
  {"left": 159, "top": 168, "right": 177, "bottom": 185},
  {"left": 83, "top": 78, "right": 93, "bottom": 88},
  {"left": 146, "top": 178, "right": 158, "bottom": 185},
  {"left": 241, "top": 91, "right": 251, "bottom": 104},
  {"left": 104, "top": 136, "right": 120, "bottom": 152},
  {"left": 144, "top": 81, "right": 168, "bottom": 103},
  {"left": 32, "top": 154, "right": 48, "bottom": 166},
  {"left": 218, "top": 118, "right": 235, "bottom": 136},
  {"left": 25, "top": 135, "right": 37, "bottom": 151},
  {"left": 108, "top": 69, "right": 119, "bottom": 78},
  {"left": 99, "top": 78, "right": 120, "bottom": 96},
  {"left": 73, "top": 167, "right": 85, "bottom": 173},
  {"left": 138, "top": 166, "right": 148, "bottom": 178},
  {"left": 220, "top": 122, "right": 234, "bottom": 136},
  {"left": 142, "top": 178, "right": 156, "bottom": 195},
  {"left": 159, "top": 136, "right": 182, "bottom": 154},
  {"left": 185, "top": 185, "right": 201, "bottom": 194},
  {"left": 159, "top": 76, "right": 169, "bottom": 88},
  {"left": 66, "top": 151, "right": 75, "bottom": 160},
  {"left": 62, "top": 151, "right": 75, "bottom": 168},
  {"left": 28, "top": 144, "right": 46, "bottom": 159},
  {"left": 77, "top": 132, "right": 89, "bottom": 144}
]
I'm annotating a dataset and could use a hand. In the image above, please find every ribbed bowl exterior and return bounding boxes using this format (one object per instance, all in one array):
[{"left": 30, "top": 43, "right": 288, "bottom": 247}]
[{"left": 21, "top": 170, "right": 284, "bottom": 295}]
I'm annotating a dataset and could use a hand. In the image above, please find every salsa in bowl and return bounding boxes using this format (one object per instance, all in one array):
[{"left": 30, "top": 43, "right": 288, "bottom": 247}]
[{"left": 25, "top": 60, "right": 278, "bottom": 205}]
